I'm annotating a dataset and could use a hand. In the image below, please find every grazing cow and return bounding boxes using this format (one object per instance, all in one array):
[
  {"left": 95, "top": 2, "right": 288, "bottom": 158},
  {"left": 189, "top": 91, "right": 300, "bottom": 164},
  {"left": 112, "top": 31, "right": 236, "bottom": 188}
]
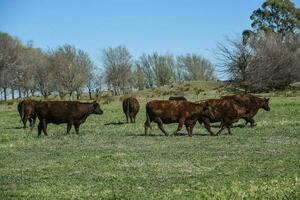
[
  {"left": 221, "top": 94, "right": 270, "bottom": 127},
  {"left": 169, "top": 96, "right": 187, "bottom": 101},
  {"left": 17, "top": 99, "right": 37, "bottom": 129},
  {"left": 34, "top": 101, "right": 103, "bottom": 136},
  {"left": 145, "top": 100, "right": 212, "bottom": 137},
  {"left": 122, "top": 97, "right": 140, "bottom": 123}
]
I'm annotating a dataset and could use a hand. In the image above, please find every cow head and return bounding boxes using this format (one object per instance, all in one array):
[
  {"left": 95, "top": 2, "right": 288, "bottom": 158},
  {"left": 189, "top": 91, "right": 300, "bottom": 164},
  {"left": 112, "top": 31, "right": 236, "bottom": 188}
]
[
  {"left": 92, "top": 102, "right": 103, "bottom": 115},
  {"left": 261, "top": 98, "right": 270, "bottom": 111}
]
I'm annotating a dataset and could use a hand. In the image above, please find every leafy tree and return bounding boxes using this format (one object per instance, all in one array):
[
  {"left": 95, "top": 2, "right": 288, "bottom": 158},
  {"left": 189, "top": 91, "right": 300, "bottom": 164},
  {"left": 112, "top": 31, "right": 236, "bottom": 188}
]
[{"left": 250, "top": 0, "right": 300, "bottom": 35}]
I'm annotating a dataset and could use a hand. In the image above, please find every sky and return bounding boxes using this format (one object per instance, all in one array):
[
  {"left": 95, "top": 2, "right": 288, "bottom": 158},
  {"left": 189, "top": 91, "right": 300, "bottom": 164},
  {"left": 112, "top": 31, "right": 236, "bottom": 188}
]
[{"left": 1, "top": 0, "right": 300, "bottom": 77}]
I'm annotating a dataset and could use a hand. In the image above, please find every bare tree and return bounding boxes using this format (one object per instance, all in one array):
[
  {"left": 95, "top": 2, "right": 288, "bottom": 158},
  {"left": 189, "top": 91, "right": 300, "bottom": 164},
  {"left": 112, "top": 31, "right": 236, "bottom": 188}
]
[
  {"left": 50, "top": 44, "right": 93, "bottom": 99},
  {"left": 177, "top": 54, "right": 215, "bottom": 81},
  {"left": 0, "top": 32, "right": 23, "bottom": 100},
  {"left": 102, "top": 46, "right": 133, "bottom": 95}
]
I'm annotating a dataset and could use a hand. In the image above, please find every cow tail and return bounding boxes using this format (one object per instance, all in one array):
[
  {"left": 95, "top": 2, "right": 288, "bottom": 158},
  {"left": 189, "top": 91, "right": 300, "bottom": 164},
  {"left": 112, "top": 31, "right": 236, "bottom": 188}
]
[
  {"left": 21, "top": 102, "right": 25, "bottom": 121},
  {"left": 145, "top": 109, "right": 151, "bottom": 129},
  {"left": 126, "top": 101, "right": 130, "bottom": 119}
]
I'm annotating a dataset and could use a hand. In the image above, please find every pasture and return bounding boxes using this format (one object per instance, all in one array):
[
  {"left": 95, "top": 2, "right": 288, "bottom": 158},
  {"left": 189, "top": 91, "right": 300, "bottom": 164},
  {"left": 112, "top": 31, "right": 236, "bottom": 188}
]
[{"left": 0, "top": 96, "right": 300, "bottom": 199}]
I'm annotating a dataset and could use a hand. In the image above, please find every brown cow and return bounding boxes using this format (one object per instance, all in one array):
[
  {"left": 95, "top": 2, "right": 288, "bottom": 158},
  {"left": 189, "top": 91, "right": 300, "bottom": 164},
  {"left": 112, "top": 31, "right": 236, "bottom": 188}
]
[
  {"left": 34, "top": 101, "right": 103, "bottom": 136},
  {"left": 169, "top": 96, "right": 187, "bottom": 101},
  {"left": 198, "top": 99, "right": 244, "bottom": 135},
  {"left": 144, "top": 100, "right": 212, "bottom": 137},
  {"left": 17, "top": 99, "right": 37, "bottom": 129},
  {"left": 221, "top": 94, "right": 270, "bottom": 127},
  {"left": 200, "top": 95, "right": 270, "bottom": 134},
  {"left": 122, "top": 97, "right": 140, "bottom": 123}
]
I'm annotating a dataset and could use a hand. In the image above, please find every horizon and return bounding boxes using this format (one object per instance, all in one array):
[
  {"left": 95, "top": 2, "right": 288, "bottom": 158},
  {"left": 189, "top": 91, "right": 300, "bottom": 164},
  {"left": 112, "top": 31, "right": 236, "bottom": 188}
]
[{"left": 1, "top": 0, "right": 300, "bottom": 79}]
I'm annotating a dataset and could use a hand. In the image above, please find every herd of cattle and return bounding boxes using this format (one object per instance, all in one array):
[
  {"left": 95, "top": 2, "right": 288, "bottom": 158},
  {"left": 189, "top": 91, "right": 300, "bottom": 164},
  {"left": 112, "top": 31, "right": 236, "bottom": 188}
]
[{"left": 17, "top": 93, "right": 270, "bottom": 137}]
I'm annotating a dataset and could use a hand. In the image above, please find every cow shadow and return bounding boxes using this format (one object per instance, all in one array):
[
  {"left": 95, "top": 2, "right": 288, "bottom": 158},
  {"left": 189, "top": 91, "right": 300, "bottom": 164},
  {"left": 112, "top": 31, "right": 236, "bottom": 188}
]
[
  {"left": 5, "top": 126, "right": 25, "bottom": 130},
  {"left": 128, "top": 132, "right": 211, "bottom": 137},
  {"left": 104, "top": 121, "right": 125, "bottom": 126}
]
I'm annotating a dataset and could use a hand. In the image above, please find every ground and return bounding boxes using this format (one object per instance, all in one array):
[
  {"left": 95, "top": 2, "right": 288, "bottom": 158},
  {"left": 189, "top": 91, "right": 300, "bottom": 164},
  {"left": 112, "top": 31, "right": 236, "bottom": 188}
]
[{"left": 0, "top": 96, "right": 300, "bottom": 199}]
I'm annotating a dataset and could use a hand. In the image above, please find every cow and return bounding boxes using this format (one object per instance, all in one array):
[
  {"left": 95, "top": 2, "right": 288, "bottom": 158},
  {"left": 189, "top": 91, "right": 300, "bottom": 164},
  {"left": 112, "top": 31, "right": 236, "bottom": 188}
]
[
  {"left": 17, "top": 99, "right": 37, "bottom": 129},
  {"left": 198, "top": 99, "right": 244, "bottom": 135},
  {"left": 144, "top": 100, "right": 213, "bottom": 137},
  {"left": 199, "top": 95, "right": 270, "bottom": 135},
  {"left": 122, "top": 97, "right": 140, "bottom": 123},
  {"left": 34, "top": 101, "right": 103, "bottom": 136},
  {"left": 169, "top": 96, "right": 187, "bottom": 101},
  {"left": 221, "top": 94, "right": 270, "bottom": 127}
]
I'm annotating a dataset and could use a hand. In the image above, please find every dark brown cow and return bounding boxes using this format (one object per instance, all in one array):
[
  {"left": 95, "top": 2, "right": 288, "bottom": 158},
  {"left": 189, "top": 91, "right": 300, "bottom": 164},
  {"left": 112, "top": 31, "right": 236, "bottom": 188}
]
[
  {"left": 122, "top": 97, "right": 140, "bottom": 123},
  {"left": 144, "top": 100, "right": 212, "bottom": 137},
  {"left": 17, "top": 99, "right": 37, "bottom": 129},
  {"left": 200, "top": 95, "right": 270, "bottom": 135},
  {"left": 198, "top": 99, "right": 244, "bottom": 135},
  {"left": 221, "top": 94, "right": 270, "bottom": 127},
  {"left": 34, "top": 101, "right": 103, "bottom": 136},
  {"left": 169, "top": 96, "right": 187, "bottom": 101}
]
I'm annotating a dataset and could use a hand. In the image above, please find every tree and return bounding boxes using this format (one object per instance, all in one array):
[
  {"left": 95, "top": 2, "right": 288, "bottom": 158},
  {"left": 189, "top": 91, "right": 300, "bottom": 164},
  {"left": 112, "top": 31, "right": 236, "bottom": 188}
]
[
  {"left": 176, "top": 54, "right": 215, "bottom": 81},
  {"left": 50, "top": 44, "right": 92, "bottom": 99},
  {"left": 250, "top": 0, "right": 300, "bottom": 35},
  {"left": 138, "top": 54, "right": 155, "bottom": 88},
  {"left": 138, "top": 53, "right": 176, "bottom": 87},
  {"left": 246, "top": 32, "right": 300, "bottom": 91},
  {"left": 0, "top": 32, "right": 23, "bottom": 100},
  {"left": 102, "top": 46, "right": 133, "bottom": 95},
  {"left": 217, "top": 36, "right": 252, "bottom": 91},
  {"left": 133, "top": 63, "right": 146, "bottom": 90}
]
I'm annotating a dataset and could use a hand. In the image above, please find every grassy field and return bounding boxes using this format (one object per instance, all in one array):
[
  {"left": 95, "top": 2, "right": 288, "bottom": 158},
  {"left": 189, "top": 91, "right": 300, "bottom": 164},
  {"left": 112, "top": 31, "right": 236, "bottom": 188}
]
[{"left": 0, "top": 96, "right": 300, "bottom": 199}]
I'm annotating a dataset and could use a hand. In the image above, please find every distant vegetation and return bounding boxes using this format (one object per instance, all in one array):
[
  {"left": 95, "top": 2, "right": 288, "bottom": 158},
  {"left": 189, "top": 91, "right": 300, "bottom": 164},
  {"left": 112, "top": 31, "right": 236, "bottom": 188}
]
[{"left": 0, "top": 0, "right": 299, "bottom": 101}]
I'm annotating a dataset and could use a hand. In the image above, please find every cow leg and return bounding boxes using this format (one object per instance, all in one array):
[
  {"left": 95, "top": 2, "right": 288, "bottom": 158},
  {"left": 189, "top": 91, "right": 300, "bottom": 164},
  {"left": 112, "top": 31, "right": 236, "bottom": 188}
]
[
  {"left": 22, "top": 116, "right": 28, "bottom": 129},
  {"left": 202, "top": 118, "right": 215, "bottom": 136},
  {"left": 38, "top": 122, "right": 42, "bottom": 136},
  {"left": 216, "top": 123, "right": 225, "bottom": 135},
  {"left": 130, "top": 115, "right": 133, "bottom": 123},
  {"left": 144, "top": 114, "right": 152, "bottom": 135},
  {"left": 66, "top": 123, "right": 72, "bottom": 134},
  {"left": 133, "top": 115, "right": 136, "bottom": 123},
  {"left": 172, "top": 119, "right": 184, "bottom": 136},
  {"left": 226, "top": 124, "right": 232, "bottom": 135},
  {"left": 32, "top": 115, "right": 37, "bottom": 128},
  {"left": 74, "top": 123, "right": 80, "bottom": 134},
  {"left": 187, "top": 123, "right": 196, "bottom": 137},
  {"left": 248, "top": 118, "right": 256, "bottom": 127},
  {"left": 155, "top": 118, "right": 168, "bottom": 136},
  {"left": 126, "top": 114, "right": 129, "bottom": 123},
  {"left": 29, "top": 118, "right": 34, "bottom": 131},
  {"left": 42, "top": 119, "right": 48, "bottom": 136}
]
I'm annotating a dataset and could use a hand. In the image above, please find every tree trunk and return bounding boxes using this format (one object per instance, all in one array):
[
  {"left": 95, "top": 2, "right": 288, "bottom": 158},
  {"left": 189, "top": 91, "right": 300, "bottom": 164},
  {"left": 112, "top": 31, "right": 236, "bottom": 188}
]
[
  {"left": 30, "top": 90, "right": 35, "bottom": 97},
  {"left": 11, "top": 88, "right": 15, "bottom": 100},
  {"left": 4, "top": 87, "right": 7, "bottom": 101},
  {"left": 88, "top": 89, "right": 92, "bottom": 100},
  {"left": 69, "top": 92, "right": 73, "bottom": 101},
  {"left": 76, "top": 91, "right": 80, "bottom": 100},
  {"left": 18, "top": 89, "right": 22, "bottom": 98}
]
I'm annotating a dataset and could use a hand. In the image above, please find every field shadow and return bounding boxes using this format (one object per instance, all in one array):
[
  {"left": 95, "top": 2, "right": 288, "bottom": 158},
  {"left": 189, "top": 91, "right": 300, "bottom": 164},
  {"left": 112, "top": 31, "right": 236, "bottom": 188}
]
[
  {"left": 104, "top": 121, "right": 125, "bottom": 126},
  {"left": 127, "top": 131, "right": 212, "bottom": 137},
  {"left": 5, "top": 126, "right": 25, "bottom": 130}
]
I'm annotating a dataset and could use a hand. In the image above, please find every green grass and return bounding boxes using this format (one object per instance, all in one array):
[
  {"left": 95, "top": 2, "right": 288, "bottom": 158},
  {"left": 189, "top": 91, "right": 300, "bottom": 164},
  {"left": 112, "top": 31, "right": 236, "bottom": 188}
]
[{"left": 0, "top": 97, "right": 300, "bottom": 199}]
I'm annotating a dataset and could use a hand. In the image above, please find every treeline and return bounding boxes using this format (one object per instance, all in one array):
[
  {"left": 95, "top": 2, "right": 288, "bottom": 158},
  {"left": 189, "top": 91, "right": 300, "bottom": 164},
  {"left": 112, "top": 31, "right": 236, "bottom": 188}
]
[
  {"left": 218, "top": 0, "right": 300, "bottom": 92},
  {"left": 0, "top": 32, "right": 215, "bottom": 100}
]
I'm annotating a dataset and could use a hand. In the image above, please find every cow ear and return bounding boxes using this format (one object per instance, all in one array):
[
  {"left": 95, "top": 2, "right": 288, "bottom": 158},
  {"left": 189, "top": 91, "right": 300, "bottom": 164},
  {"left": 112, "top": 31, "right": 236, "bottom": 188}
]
[{"left": 266, "top": 98, "right": 270, "bottom": 102}]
